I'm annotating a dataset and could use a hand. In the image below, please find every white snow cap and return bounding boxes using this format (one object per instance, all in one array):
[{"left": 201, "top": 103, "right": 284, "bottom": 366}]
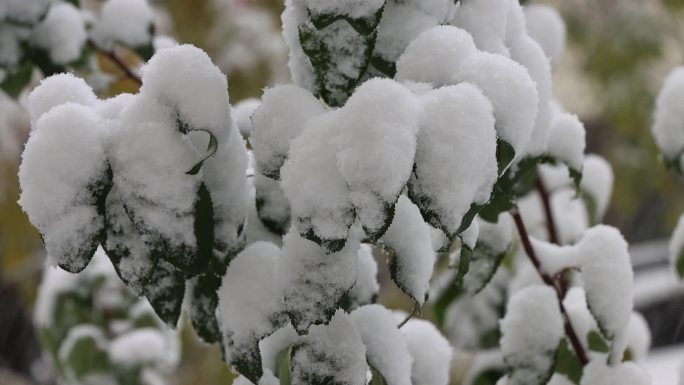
[
  {"left": 233, "top": 98, "right": 261, "bottom": 138},
  {"left": 669, "top": 213, "right": 684, "bottom": 279},
  {"left": 251, "top": 84, "right": 326, "bottom": 179},
  {"left": 547, "top": 112, "right": 586, "bottom": 171},
  {"left": 109, "top": 328, "right": 177, "bottom": 368},
  {"left": 400, "top": 318, "right": 452, "bottom": 385},
  {"left": 217, "top": 242, "right": 283, "bottom": 366},
  {"left": 580, "top": 155, "right": 614, "bottom": 222},
  {"left": 141, "top": 44, "right": 231, "bottom": 139},
  {"left": 291, "top": 310, "right": 368, "bottom": 385},
  {"left": 500, "top": 285, "right": 563, "bottom": 385},
  {"left": 348, "top": 244, "right": 380, "bottom": 307},
  {"left": 303, "top": 0, "right": 384, "bottom": 19},
  {"left": 451, "top": 0, "right": 511, "bottom": 56},
  {"left": 395, "top": 25, "right": 477, "bottom": 87},
  {"left": 579, "top": 360, "right": 650, "bottom": 385},
  {"left": 452, "top": 51, "right": 539, "bottom": 161},
  {"left": 332, "top": 78, "right": 420, "bottom": 236},
  {"left": 30, "top": 3, "right": 87, "bottom": 65},
  {"left": 652, "top": 67, "right": 684, "bottom": 163},
  {"left": 411, "top": 83, "right": 497, "bottom": 235},
  {"left": 350, "top": 305, "right": 413, "bottom": 385},
  {"left": 27, "top": 73, "right": 98, "bottom": 126},
  {"left": 93, "top": 0, "right": 155, "bottom": 49},
  {"left": 524, "top": 5, "right": 566, "bottom": 66}
]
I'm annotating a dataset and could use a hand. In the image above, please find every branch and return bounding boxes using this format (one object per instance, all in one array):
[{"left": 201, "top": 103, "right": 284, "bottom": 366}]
[
  {"left": 535, "top": 177, "right": 560, "bottom": 245},
  {"left": 87, "top": 40, "right": 143, "bottom": 86},
  {"left": 509, "top": 205, "right": 589, "bottom": 366}
]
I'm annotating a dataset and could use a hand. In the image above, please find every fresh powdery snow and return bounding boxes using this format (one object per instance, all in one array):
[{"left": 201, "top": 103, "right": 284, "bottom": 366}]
[
  {"left": 580, "top": 155, "right": 614, "bottom": 222},
  {"left": 500, "top": 285, "right": 564, "bottom": 385},
  {"left": 303, "top": 0, "right": 383, "bottom": 19},
  {"left": 524, "top": 5, "right": 566, "bottom": 66},
  {"left": 27, "top": 73, "right": 98, "bottom": 125},
  {"left": 580, "top": 360, "right": 650, "bottom": 385},
  {"left": 92, "top": 0, "right": 155, "bottom": 49},
  {"left": 395, "top": 25, "right": 477, "bottom": 87},
  {"left": 547, "top": 112, "right": 587, "bottom": 172},
  {"left": 30, "top": 2, "right": 87, "bottom": 65},
  {"left": 232, "top": 98, "right": 261, "bottom": 138},
  {"left": 400, "top": 318, "right": 452, "bottom": 385},
  {"left": 108, "top": 328, "right": 175, "bottom": 368},
  {"left": 652, "top": 67, "right": 684, "bottom": 163},
  {"left": 410, "top": 83, "right": 497, "bottom": 235},
  {"left": 350, "top": 305, "right": 413, "bottom": 385},
  {"left": 451, "top": 0, "right": 511, "bottom": 56},
  {"left": 332, "top": 78, "right": 420, "bottom": 238},
  {"left": 347, "top": 244, "right": 380, "bottom": 308},
  {"left": 291, "top": 310, "right": 368, "bottom": 385},
  {"left": 251, "top": 84, "right": 326, "bottom": 179}
]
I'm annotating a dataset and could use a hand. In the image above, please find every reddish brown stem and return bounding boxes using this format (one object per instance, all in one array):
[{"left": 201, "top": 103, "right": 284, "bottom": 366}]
[
  {"left": 510, "top": 205, "right": 589, "bottom": 366},
  {"left": 535, "top": 177, "right": 560, "bottom": 245},
  {"left": 87, "top": 40, "right": 143, "bottom": 86}
]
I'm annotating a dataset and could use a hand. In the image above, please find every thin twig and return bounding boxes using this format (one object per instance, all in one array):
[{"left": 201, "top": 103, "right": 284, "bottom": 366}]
[
  {"left": 87, "top": 40, "right": 142, "bottom": 86},
  {"left": 397, "top": 302, "right": 420, "bottom": 329},
  {"left": 510, "top": 205, "right": 589, "bottom": 366},
  {"left": 535, "top": 177, "right": 560, "bottom": 245}
]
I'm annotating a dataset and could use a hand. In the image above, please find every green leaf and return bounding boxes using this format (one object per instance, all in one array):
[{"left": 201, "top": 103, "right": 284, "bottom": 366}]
[
  {"left": 454, "top": 245, "right": 473, "bottom": 290},
  {"left": 1, "top": 60, "right": 33, "bottom": 98},
  {"left": 462, "top": 244, "right": 508, "bottom": 295},
  {"left": 496, "top": 139, "right": 516, "bottom": 176},
  {"left": 472, "top": 368, "right": 506, "bottom": 385},
  {"left": 676, "top": 247, "right": 684, "bottom": 280},
  {"left": 62, "top": 330, "right": 111, "bottom": 380},
  {"left": 142, "top": 260, "right": 185, "bottom": 327},
  {"left": 186, "top": 131, "right": 219, "bottom": 175},
  {"left": 369, "top": 365, "right": 388, "bottom": 385},
  {"left": 587, "top": 330, "right": 610, "bottom": 353},
  {"left": 554, "top": 339, "right": 582, "bottom": 384},
  {"left": 278, "top": 348, "right": 292, "bottom": 385},
  {"left": 188, "top": 272, "right": 222, "bottom": 343}
]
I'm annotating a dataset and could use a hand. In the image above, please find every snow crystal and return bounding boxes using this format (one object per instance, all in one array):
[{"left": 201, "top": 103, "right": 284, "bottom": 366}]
[
  {"left": 30, "top": 3, "right": 86, "bottom": 65},
  {"left": 92, "top": 0, "right": 155, "bottom": 49},
  {"left": 452, "top": 51, "right": 538, "bottom": 161},
  {"left": 652, "top": 68, "right": 684, "bottom": 162},
  {"left": 410, "top": 83, "right": 497, "bottom": 236},
  {"left": 524, "top": 5, "right": 566, "bottom": 66},
  {"left": 350, "top": 305, "right": 412, "bottom": 385},
  {"left": 500, "top": 285, "right": 563, "bottom": 385},
  {"left": 580, "top": 155, "right": 614, "bottom": 222},
  {"left": 400, "top": 318, "right": 452, "bottom": 385},
  {"left": 280, "top": 110, "right": 355, "bottom": 246},
  {"left": 380, "top": 195, "right": 434, "bottom": 304},
  {"left": 277, "top": 230, "right": 359, "bottom": 333},
  {"left": 580, "top": 360, "right": 650, "bottom": 385},
  {"left": 233, "top": 98, "right": 261, "bottom": 138},
  {"left": 291, "top": 310, "right": 368, "bottom": 385},
  {"left": 109, "top": 328, "right": 175, "bottom": 368},
  {"left": 395, "top": 25, "right": 477, "bottom": 87},
  {"left": 547, "top": 112, "right": 586, "bottom": 171},
  {"left": 19, "top": 103, "right": 108, "bottom": 272},
  {"left": 251, "top": 84, "right": 326, "bottom": 179},
  {"left": 27, "top": 73, "right": 98, "bottom": 126},
  {"left": 451, "top": 0, "right": 511, "bottom": 56},
  {"left": 348, "top": 244, "right": 380, "bottom": 308},
  {"left": 141, "top": 45, "right": 231, "bottom": 139},
  {"left": 332, "top": 78, "right": 420, "bottom": 237},
  {"left": 669, "top": 213, "right": 684, "bottom": 278},
  {"left": 217, "top": 242, "right": 283, "bottom": 377}
]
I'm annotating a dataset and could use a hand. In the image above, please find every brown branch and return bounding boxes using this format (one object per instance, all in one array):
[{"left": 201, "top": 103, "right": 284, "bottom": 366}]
[
  {"left": 535, "top": 177, "right": 560, "bottom": 245},
  {"left": 510, "top": 205, "right": 589, "bottom": 366},
  {"left": 87, "top": 40, "right": 142, "bottom": 86}
]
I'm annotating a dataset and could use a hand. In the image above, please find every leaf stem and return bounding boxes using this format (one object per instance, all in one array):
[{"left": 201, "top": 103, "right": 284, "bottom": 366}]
[
  {"left": 397, "top": 302, "right": 420, "bottom": 329},
  {"left": 535, "top": 177, "right": 560, "bottom": 245},
  {"left": 87, "top": 39, "right": 143, "bottom": 86},
  {"left": 509, "top": 205, "right": 589, "bottom": 366}
]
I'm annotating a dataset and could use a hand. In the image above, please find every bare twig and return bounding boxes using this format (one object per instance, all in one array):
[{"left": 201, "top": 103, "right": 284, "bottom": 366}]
[
  {"left": 535, "top": 177, "right": 560, "bottom": 245},
  {"left": 510, "top": 205, "right": 589, "bottom": 366},
  {"left": 87, "top": 40, "right": 142, "bottom": 86}
]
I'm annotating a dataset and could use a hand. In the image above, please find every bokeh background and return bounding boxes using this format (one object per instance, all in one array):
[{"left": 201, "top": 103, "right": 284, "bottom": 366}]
[{"left": 1, "top": 0, "right": 684, "bottom": 383}]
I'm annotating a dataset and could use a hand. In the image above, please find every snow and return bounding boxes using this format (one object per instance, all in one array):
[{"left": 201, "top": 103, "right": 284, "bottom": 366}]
[
  {"left": 27, "top": 73, "right": 98, "bottom": 126},
  {"left": 251, "top": 84, "right": 326, "bottom": 179},
  {"left": 669, "top": 213, "right": 684, "bottom": 278},
  {"left": 281, "top": 0, "right": 317, "bottom": 97},
  {"left": 462, "top": 216, "right": 512, "bottom": 294},
  {"left": 233, "top": 98, "right": 261, "bottom": 138},
  {"left": 395, "top": 26, "right": 477, "bottom": 87},
  {"left": 348, "top": 244, "right": 380, "bottom": 308},
  {"left": 349, "top": 305, "right": 413, "bottom": 385},
  {"left": 625, "top": 312, "right": 651, "bottom": 362},
  {"left": 303, "top": 0, "right": 384, "bottom": 19},
  {"left": 254, "top": 171, "right": 290, "bottom": 235},
  {"left": 280, "top": 111, "right": 355, "bottom": 248},
  {"left": 108, "top": 328, "right": 174, "bottom": 368},
  {"left": 524, "top": 5, "right": 566, "bottom": 66},
  {"left": 259, "top": 324, "right": 299, "bottom": 375},
  {"left": 19, "top": 103, "right": 109, "bottom": 273},
  {"left": 547, "top": 112, "right": 586, "bottom": 172},
  {"left": 30, "top": 3, "right": 86, "bottom": 65},
  {"left": 141, "top": 45, "right": 231, "bottom": 140},
  {"left": 410, "top": 83, "right": 497, "bottom": 236},
  {"left": 4, "top": 0, "right": 50, "bottom": 24},
  {"left": 380, "top": 195, "right": 434, "bottom": 304},
  {"left": 0, "top": 26, "right": 20, "bottom": 69},
  {"left": 452, "top": 51, "right": 538, "bottom": 161},
  {"left": 580, "top": 360, "right": 650, "bottom": 385},
  {"left": 400, "top": 318, "right": 452, "bottom": 385},
  {"left": 500, "top": 285, "right": 563, "bottom": 385},
  {"left": 57, "top": 325, "right": 108, "bottom": 364},
  {"left": 644, "top": 347, "right": 684, "bottom": 385},
  {"left": 333, "top": 78, "right": 420, "bottom": 237},
  {"left": 291, "top": 310, "right": 368, "bottom": 385},
  {"left": 451, "top": 0, "right": 510, "bottom": 56},
  {"left": 34, "top": 264, "right": 79, "bottom": 327},
  {"left": 580, "top": 155, "right": 614, "bottom": 222},
  {"left": 216, "top": 242, "right": 283, "bottom": 368},
  {"left": 562, "top": 287, "right": 599, "bottom": 350},
  {"left": 277, "top": 230, "right": 359, "bottom": 333},
  {"left": 92, "top": 0, "right": 155, "bottom": 49},
  {"left": 551, "top": 187, "right": 589, "bottom": 244},
  {"left": 653, "top": 67, "right": 684, "bottom": 163}
]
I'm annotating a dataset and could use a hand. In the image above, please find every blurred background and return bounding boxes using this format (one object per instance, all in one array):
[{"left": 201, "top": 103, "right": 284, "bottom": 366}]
[{"left": 1, "top": 0, "right": 684, "bottom": 384}]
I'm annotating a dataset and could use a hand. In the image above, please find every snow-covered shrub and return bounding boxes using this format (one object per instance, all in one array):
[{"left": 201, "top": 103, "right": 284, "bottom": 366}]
[{"left": 17, "top": 0, "right": 657, "bottom": 384}]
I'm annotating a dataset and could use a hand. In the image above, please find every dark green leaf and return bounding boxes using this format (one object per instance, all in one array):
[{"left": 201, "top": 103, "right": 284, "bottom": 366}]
[
  {"left": 142, "top": 260, "right": 185, "bottom": 327},
  {"left": 472, "top": 368, "right": 506, "bottom": 385},
  {"left": 554, "top": 339, "right": 582, "bottom": 384},
  {"left": 676, "top": 246, "right": 684, "bottom": 280},
  {"left": 188, "top": 272, "right": 222, "bottom": 343},
  {"left": 62, "top": 331, "right": 111, "bottom": 380},
  {"left": 587, "top": 330, "right": 610, "bottom": 353},
  {"left": 1, "top": 60, "right": 33, "bottom": 98}
]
